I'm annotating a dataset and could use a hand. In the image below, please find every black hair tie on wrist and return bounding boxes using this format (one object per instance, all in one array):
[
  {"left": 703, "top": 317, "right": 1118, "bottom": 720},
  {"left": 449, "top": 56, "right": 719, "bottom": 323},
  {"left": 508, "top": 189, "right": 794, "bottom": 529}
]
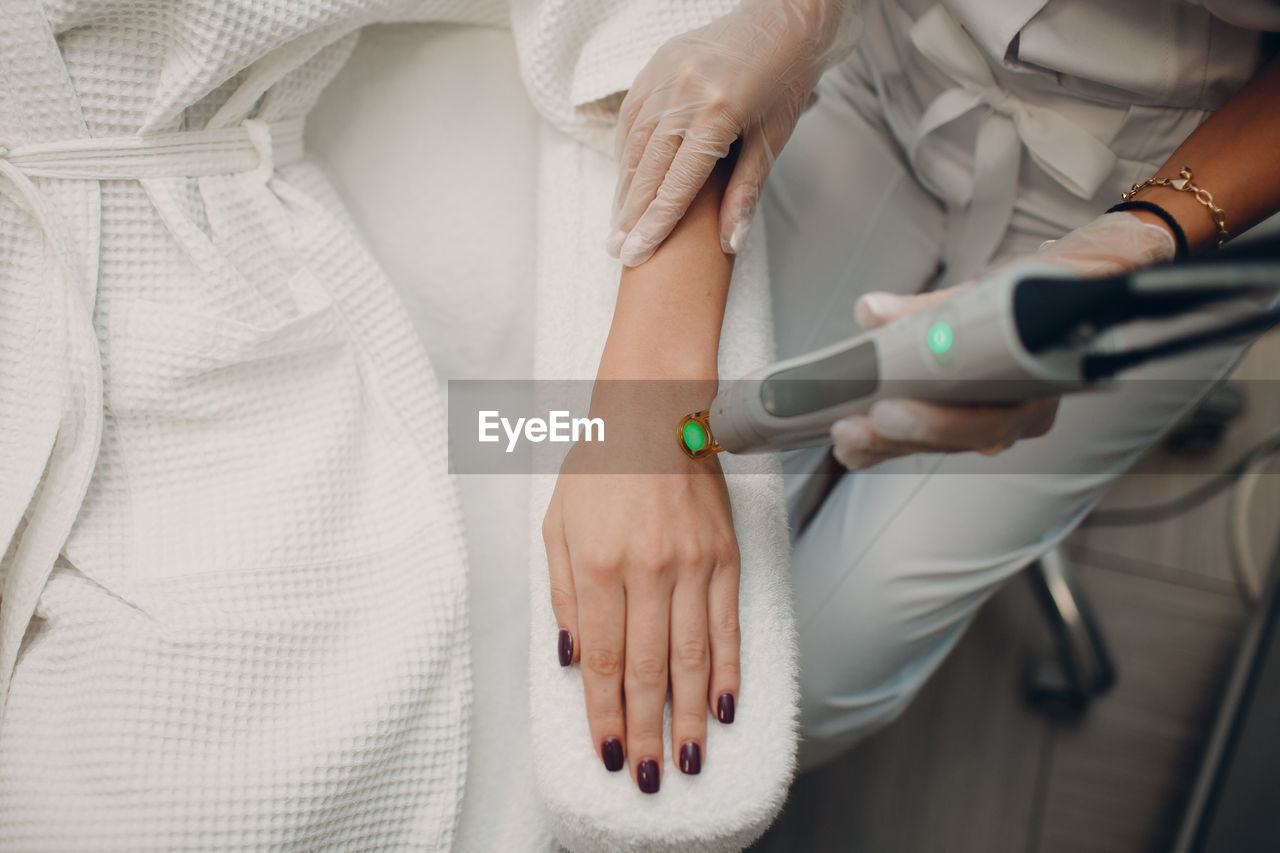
[{"left": 1105, "top": 200, "right": 1189, "bottom": 260}]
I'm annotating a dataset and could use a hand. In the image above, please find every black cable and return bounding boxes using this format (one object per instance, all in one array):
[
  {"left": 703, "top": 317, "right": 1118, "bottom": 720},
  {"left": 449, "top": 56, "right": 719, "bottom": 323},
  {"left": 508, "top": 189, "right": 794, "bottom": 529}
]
[
  {"left": 1083, "top": 307, "right": 1280, "bottom": 381},
  {"left": 1052, "top": 239, "right": 1280, "bottom": 526},
  {"left": 1083, "top": 428, "right": 1280, "bottom": 527}
]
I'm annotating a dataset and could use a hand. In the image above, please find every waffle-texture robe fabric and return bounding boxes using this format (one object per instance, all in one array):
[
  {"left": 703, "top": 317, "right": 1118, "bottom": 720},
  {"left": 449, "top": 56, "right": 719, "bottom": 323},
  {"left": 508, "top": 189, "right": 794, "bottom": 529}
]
[{"left": 0, "top": 1, "right": 513, "bottom": 849}]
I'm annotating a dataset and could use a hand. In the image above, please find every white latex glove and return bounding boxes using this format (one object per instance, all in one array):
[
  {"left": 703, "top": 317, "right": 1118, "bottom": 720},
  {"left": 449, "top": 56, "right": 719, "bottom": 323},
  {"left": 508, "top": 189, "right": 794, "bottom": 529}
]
[
  {"left": 608, "top": 0, "right": 861, "bottom": 267},
  {"left": 830, "top": 211, "right": 1178, "bottom": 469}
]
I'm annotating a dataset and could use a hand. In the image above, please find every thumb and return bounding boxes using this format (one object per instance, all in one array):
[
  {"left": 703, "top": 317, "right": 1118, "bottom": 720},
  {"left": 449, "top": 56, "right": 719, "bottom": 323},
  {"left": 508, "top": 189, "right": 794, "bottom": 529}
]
[
  {"left": 854, "top": 287, "right": 961, "bottom": 329},
  {"left": 720, "top": 105, "right": 804, "bottom": 254},
  {"left": 719, "top": 130, "right": 773, "bottom": 254}
]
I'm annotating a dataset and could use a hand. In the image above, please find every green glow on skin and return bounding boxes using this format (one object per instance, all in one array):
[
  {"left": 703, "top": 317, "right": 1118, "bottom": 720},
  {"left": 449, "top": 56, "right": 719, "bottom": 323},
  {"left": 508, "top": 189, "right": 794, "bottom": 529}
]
[{"left": 682, "top": 421, "right": 707, "bottom": 452}]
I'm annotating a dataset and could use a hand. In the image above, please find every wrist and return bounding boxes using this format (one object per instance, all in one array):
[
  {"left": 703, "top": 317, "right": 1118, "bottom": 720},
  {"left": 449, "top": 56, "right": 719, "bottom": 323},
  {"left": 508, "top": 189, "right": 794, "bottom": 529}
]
[
  {"left": 1124, "top": 181, "right": 1224, "bottom": 253},
  {"left": 1103, "top": 203, "right": 1186, "bottom": 261},
  {"left": 739, "top": 0, "right": 857, "bottom": 64},
  {"left": 1127, "top": 190, "right": 1202, "bottom": 248},
  {"left": 582, "top": 376, "right": 720, "bottom": 471}
]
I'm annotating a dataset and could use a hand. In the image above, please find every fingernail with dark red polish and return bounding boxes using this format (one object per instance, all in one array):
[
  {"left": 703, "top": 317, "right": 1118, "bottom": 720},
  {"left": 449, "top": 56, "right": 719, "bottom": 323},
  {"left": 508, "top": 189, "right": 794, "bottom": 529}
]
[
  {"left": 558, "top": 630, "right": 573, "bottom": 667},
  {"left": 637, "top": 758, "right": 660, "bottom": 794},
  {"left": 601, "top": 737, "right": 624, "bottom": 772},
  {"left": 679, "top": 741, "right": 701, "bottom": 775},
  {"left": 717, "top": 692, "right": 735, "bottom": 724}
]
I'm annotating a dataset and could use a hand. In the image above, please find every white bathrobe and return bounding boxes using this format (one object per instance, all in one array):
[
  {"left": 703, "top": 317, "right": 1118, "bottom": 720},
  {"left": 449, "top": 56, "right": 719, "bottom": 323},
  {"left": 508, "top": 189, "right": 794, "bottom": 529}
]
[
  {"left": 0, "top": 1, "right": 788, "bottom": 850},
  {"left": 0, "top": 1, "right": 504, "bottom": 849}
]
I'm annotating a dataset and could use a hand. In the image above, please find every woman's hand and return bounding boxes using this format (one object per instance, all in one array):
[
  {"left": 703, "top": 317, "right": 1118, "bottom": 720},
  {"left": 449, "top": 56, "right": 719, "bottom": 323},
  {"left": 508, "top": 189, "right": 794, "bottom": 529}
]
[
  {"left": 830, "top": 211, "right": 1178, "bottom": 469},
  {"left": 543, "top": 386, "right": 740, "bottom": 793}
]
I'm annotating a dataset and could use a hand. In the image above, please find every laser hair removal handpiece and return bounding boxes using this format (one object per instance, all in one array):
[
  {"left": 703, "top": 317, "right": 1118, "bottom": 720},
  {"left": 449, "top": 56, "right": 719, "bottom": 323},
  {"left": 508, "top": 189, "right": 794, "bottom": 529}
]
[{"left": 679, "top": 245, "right": 1280, "bottom": 458}]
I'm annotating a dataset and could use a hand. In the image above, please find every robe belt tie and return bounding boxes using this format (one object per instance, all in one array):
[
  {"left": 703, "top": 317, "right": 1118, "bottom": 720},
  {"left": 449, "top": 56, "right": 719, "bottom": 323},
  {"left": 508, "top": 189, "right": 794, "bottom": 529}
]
[
  {"left": 0, "top": 117, "right": 304, "bottom": 726},
  {"left": 906, "top": 5, "right": 1117, "bottom": 283},
  {"left": 0, "top": 117, "right": 305, "bottom": 180}
]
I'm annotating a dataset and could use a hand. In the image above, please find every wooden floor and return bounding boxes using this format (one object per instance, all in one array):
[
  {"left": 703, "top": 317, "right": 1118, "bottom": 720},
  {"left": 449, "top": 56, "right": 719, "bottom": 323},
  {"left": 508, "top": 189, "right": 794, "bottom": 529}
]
[{"left": 751, "top": 330, "right": 1280, "bottom": 853}]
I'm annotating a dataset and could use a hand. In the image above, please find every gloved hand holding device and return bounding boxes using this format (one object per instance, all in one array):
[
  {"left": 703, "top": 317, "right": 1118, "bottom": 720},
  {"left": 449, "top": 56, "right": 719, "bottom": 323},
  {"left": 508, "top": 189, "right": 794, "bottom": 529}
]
[
  {"left": 830, "top": 211, "right": 1178, "bottom": 469},
  {"left": 825, "top": 50, "right": 1280, "bottom": 469}
]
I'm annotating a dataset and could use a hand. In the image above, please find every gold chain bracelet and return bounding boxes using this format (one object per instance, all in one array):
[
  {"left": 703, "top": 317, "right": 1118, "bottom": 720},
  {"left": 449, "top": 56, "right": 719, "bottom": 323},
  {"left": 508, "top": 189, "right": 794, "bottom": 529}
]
[{"left": 1122, "top": 166, "right": 1229, "bottom": 248}]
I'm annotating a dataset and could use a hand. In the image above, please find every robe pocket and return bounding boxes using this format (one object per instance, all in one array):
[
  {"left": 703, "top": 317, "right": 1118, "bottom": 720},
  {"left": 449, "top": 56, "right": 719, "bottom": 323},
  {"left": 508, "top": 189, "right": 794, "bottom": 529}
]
[{"left": 103, "top": 268, "right": 435, "bottom": 581}]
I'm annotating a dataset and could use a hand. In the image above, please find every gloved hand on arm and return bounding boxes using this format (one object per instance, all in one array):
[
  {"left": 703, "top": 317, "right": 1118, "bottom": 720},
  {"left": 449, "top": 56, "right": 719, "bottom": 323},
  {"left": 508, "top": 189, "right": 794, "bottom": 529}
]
[{"left": 608, "top": 0, "right": 861, "bottom": 267}]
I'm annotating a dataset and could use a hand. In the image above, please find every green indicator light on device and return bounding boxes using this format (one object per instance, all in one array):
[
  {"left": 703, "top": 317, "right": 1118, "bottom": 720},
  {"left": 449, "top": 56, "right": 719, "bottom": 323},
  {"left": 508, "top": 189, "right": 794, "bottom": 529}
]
[
  {"left": 682, "top": 420, "right": 707, "bottom": 453},
  {"left": 927, "top": 321, "right": 953, "bottom": 354}
]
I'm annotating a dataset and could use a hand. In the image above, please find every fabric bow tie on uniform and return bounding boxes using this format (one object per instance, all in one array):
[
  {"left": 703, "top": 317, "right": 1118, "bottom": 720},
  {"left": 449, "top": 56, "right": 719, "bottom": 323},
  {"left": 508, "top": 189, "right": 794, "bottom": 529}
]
[{"left": 906, "top": 4, "right": 1117, "bottom": 283}]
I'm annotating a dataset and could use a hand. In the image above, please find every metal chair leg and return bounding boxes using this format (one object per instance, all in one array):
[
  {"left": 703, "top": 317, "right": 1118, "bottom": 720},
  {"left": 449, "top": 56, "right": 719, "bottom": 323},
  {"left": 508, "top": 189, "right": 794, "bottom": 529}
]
[{"left": 1023, "top": 547, "right": 1118, "bottom": 719}]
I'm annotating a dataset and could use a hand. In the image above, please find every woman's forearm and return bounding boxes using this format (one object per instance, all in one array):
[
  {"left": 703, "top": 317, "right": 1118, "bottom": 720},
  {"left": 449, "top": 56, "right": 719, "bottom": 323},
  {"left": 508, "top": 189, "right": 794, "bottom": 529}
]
[
  {"left": 1129, "top": 54, "right": 1280, "bottom": 250},
  {"left": 598, "top": 157, "right": 734, "bottom": 381},
  {"left": 546, "top": 156, "right": 741, "bottom": 793}
]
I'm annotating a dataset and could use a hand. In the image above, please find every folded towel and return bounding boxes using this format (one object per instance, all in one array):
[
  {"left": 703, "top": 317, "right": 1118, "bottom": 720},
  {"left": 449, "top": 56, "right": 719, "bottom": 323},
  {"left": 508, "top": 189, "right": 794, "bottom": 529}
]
[
  {"left": 307, "top": 3, "right": 799, "bottom": 848},
  {"left": 526, "top": 121, "right": 798, "bottom": 852}
]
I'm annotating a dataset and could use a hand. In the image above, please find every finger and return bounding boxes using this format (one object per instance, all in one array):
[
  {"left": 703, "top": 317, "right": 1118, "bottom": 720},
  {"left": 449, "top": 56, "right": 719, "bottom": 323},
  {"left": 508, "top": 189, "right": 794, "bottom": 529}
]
[
  {"left": 608, "top": 115, "right": 662, "bottom": 255},
  {"left": 614, "top": 86, "right": 647, "bottom": 162},
  {"left": 669, "top": 578, "right": 711, "bottom": 776},
  {"left": 612, "top": 118, "right": 684, "bottom": 253},
  {"left": 831, "top": 414, "right": 898, "bottom": 458},
  {"left": 623, "top": 566, "right": 674, "bottom": 793},
  {"left": 707, "top": 539, "right": 741, "bottom": 728},
  {"left": 619, "top": 123, "right": 734, "bottom": 267},
  {"left": 866, "top": 398, "right": 1059, "bottom": 453},
  {"left": 831, "top": 398, "right": 1058, "bottom": 465},
  {"left": 719, "top": 119, "right": 789, "bottom": 254},
  {"left": 574, "top": 565, "right": 628, "bottom": 774},
  {"left": 854, "top": 285, "right": 972, "bottom": 329},
  {"left": 832, "top": 446, "right": 899, "bottom": 471},
  {"left": 830, "top": 415, "right": 903, "bottom": 469},
  {"left": 542, "top": 504, "right": 579, "bottom": 666}
]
